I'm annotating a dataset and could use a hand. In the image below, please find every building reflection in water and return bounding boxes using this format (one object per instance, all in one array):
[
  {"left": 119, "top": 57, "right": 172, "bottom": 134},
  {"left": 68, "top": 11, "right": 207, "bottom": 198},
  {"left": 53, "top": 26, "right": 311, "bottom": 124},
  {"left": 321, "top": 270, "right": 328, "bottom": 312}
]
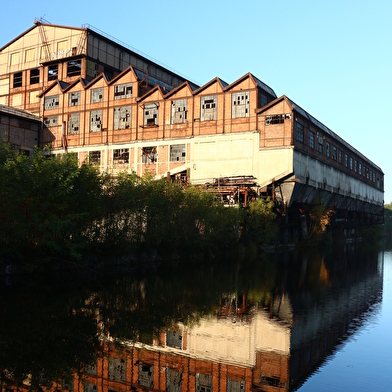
[{"left": 0, "top": 247, "right": 383, "bottom": 392}]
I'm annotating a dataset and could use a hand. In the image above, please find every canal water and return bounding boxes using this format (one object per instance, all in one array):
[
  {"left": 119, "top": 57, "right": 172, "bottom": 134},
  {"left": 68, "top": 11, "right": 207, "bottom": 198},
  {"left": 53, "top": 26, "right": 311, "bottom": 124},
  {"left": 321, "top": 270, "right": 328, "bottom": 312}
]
[{"left": 0, "top": 245, "right": 391, "bottom": 391}]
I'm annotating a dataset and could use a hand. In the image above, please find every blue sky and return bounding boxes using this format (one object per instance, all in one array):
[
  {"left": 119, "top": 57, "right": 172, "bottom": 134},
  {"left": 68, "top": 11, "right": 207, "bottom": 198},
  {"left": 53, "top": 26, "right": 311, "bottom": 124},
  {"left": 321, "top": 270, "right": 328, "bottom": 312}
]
[{"left": 2, "top": 0, "right": 391, "bottom": 203}]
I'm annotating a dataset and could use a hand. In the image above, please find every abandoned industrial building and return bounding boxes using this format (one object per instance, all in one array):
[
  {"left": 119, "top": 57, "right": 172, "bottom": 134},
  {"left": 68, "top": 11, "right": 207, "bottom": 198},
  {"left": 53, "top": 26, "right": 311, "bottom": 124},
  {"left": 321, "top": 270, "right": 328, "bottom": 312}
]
[{"left": 0, "top": 21, "right": 384, "bottom": 237}]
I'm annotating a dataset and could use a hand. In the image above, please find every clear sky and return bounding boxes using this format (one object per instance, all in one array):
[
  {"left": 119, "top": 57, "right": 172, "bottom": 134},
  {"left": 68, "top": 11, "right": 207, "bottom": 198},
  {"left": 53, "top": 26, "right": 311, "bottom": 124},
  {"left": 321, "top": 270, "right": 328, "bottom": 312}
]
[{"left": 1, "top": 0, "right": 391, "bottom": 203}]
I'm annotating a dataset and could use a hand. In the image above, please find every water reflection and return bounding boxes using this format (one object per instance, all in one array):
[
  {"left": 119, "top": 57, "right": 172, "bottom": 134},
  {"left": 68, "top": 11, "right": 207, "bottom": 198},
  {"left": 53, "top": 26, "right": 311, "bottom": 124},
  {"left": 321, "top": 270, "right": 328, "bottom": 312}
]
[{"left": 0, "top": 246, "right": 383, "bottom": 391}]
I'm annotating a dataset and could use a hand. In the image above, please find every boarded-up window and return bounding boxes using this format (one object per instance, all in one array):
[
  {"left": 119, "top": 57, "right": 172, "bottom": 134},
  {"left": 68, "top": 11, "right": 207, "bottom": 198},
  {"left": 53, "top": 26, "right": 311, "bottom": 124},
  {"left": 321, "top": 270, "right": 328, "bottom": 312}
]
[
  {"left": 114, "top": 83, "right": 132, "bottom": 100},
  {"left": 44, "top": 95, "right": 59, "bottom": 110},
  {"left": 170, "top": 144, "right": 186, "bottom": 162},
  {"left": 68, "top": 113, "right": 80, "bottom": 134},
  {"left": 114, "top": 106, "right": 131, "bottom": 130},
  {"left": 30, "top": 91, "right": 39, "bottom": 104},
  {"left": 90, "top": 110, "right": 102, "bottom": 132},
  {"left": 10, "top": 52, "right": 20, "bottom": 66},
  {"left": 232, "top": 91, "right": 249, "bottom": 118},
  {"left": 91, "top": 87, "right": 103, "bottom": 103},
  {"left": 171, "top": 99, "right": 187, "bottom": 124},
  {"left": 200, "top": 95, "right": 217, "bottom": 121},
  {"left": 143, "top": 103, "right": 158, "bottom": 126},
  {"left": 25, "top": 48, "right": 35, "bottom": 62},
  {"left": 69, "top": 91, "right": 81, "bottom": 107}
]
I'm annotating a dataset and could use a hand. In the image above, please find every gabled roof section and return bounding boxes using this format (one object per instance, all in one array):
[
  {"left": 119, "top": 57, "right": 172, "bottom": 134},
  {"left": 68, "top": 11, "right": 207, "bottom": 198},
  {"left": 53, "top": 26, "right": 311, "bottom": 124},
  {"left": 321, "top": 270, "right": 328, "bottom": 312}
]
[
  {"left": 85, "top": 72, "right": 109, "bottom": 89},
  {"left": 224, "top": 72, "right": 276, "bottom": 98},
  {"left": 108, "top": 66, "right": 138, "bottom": 85},
  {"left": 63, "top": 77, "right": 89, "bottom": 93},
  {"left": 164, "top": 81, "right": 197, "bottom": 99},
  {"left": 137, "top": 85, "right": 165, "bottom": 102},
  {"left": 0, "top": 22, "right": 85, "bottom": 52},
  {"left": 194, "top": 77, "right": 228, "bottom": 95},
  {"left": 0, "top": 24, "right": 37, "bottom": 52},
  {"left": 38, "top": 80, "right": 70, "bottom": 97},
  {"left": 256, "top": 95, "right": 293, "bottom": 114}
]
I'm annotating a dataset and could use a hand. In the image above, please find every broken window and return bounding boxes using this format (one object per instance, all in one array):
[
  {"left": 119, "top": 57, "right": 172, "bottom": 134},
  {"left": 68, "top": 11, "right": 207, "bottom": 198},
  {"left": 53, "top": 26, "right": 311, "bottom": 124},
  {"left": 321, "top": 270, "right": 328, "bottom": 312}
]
[
  {"left": 226, "top": 378, "right": 245, "bottom": 392},
  {"left": 48, "top": 64, "right": 58, "bottom": 81},
  {"left": 171, "top": 99, "right": 187, "bottom": 124},
  {"left": 143, "top": 103, "right": 159, "bottom": 126},
  {"left": 200, "top": 95, "right": 217, "bottom": 121},
  {"left": 266, "top": 114, "right": 284, "bottom": 125},
  {"left": 326, "top": 142, "right": 330, "bottom": 157},
  {"left": 196, "top": 374, "right": 212, "bottom": 392},
  {"left": 30, "top": 68, "right": 40, "bottom": 85},
  {"left": 114, "top": 83, "right": 132, "bottom": 100},
  {"left": 67, "top": 113, "right": 80, "bottom": 134},
  {"left": 44, "top": 116, "right": 58, "bottom": 127},
  {"left": 62, "top": 377, "right": 74, "bottom": 392},
  {"left": 67, "top": 60, "right": 81, "bottom": 77},
  {"left": 332, "top": 146, "right": 337, "bottom": 161},
  {"left": 90, "top": 110, "right": 103, "bottom": 132},
  {"left": 166, "top": 368, "right": 182, "bottom": 392},
  {"left": 142, "top": 146, "right": 157, "bottom": 164},
  {"left": 232, "top": 91, "right": 249, "bottom": 118},
  {"left": 170, "top": 144, "right": 186, "bottom": 162},
  {"left": 113, "top": 148, "right": 129, "bottom": 164},
  {"left": 318, "top": 141, "right": 323, "bottom": 153},
  {"left": 309, "top": 131, "right": 315, "bottom": 148},
  {"left": 44, "top": 95, "right": 59, "bottom": 110},
  {"left": 13, "top": 72, "right": 22, "bottom": 88},
  {"left": 166, "top": 329, "right": 182, "bottom": 348},
  {"left": 138, "top": 364, "right": 153, "bottom": 388},
  {"left": 261, "top": 376, "right": 281, "bottom": 387},
  {"left": 84, "top": 383, "right": 97, "bottom": 392},
  {"left": 91, "top": 87, "right": 103, "bottom": 103},
  {"left": 113, "top": 106, "right": 132, "bottom": 130},
  {"left": 90, "top": 151, "right": 101, "bottom": 164},
  {"left": 85, "top": 363, "right": 97, "bottom": 375},
  {"left": 108, "top": 358, "right": 126, "bottom": 382},
  {"left": 296, "top": 123, "right": 304, "bottom": 143},
  {"left": 68, "top": 91, "right": 81, "bottom": 107}
]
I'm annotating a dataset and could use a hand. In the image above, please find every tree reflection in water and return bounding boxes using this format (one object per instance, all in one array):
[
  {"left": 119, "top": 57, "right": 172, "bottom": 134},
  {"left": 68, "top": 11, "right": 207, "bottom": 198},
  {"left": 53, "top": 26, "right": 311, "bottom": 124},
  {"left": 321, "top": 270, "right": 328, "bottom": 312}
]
[{"left": 0, "top": 246, "right": 383, "bottom": 391}]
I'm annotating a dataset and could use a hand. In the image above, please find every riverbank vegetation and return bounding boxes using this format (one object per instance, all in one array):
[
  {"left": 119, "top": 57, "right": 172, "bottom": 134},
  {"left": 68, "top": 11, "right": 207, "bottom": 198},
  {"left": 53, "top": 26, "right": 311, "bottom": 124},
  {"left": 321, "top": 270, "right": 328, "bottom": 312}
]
[{"left": 0, "top": 142, "right": 277, "bottom": 271}]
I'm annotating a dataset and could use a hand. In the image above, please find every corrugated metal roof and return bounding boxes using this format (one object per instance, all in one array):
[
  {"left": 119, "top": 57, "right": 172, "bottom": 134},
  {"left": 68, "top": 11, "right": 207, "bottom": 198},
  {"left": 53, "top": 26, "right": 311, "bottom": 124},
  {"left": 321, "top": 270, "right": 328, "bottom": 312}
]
[
  {"left": 0, "top": 104, "right": 40, "bottom": 122},
  {"left": 251, "top": 74, "right": 277, "bottom": 98}
]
